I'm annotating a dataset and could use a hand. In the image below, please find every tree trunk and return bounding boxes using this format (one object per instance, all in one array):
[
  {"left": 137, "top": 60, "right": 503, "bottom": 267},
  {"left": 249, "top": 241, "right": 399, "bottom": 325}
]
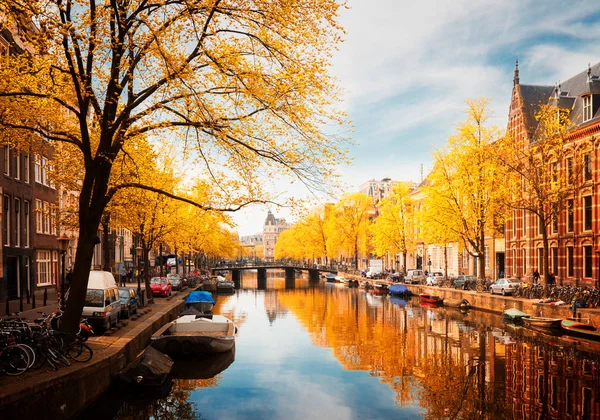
[
  {"left": 354, "top": 243, "right": 359, "bottom": 271},
  {"left": 402, "top": 252, "right": 407, "bottom": 274},
  {"left": 444, "top": 245, "right": 448, "bottom": 281},
  {"left": 61, "top": 218, "right": 101, "bottom": 333}
]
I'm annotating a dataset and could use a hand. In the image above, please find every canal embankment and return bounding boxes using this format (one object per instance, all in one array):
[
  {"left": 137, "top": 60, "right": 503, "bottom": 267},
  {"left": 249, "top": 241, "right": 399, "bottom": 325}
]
[
  {"left": 0, "top": 290, "right": 190, "bottom": 419},
  {"left": 344, "top": 273, "right": 600, "bottom": 325}
]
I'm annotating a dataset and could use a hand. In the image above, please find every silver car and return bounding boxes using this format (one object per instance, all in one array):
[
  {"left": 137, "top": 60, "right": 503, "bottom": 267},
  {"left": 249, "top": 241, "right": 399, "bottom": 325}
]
[{"left": 490, "top": 278, "right": 520, "bottom": 296}]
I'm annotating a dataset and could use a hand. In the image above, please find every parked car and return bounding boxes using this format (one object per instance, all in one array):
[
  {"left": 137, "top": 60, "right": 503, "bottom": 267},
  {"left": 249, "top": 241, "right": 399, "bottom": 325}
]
[
  {"left": 150, "top": 277, "right": 173, "bottom": 297},
  {"left": 118, "top": 287, "right": 139, "bottom": 319},
  {"left": 167, "top": 273, "right": 182, "bottom": 290},
  {"left": 453, "top": 275, "right": 476, "bottom": 289},
  {"left": 405, "top": 269, "right": 425, "bottom": 284},
  {"left": 81, "top": 271, "right": 122, "bottom": 330},
  {"left": 425, "top": 271, "right": 444, "bottom": 286},
  {"left": 490, "top": 278, "right": 520, "bottom": 296}
]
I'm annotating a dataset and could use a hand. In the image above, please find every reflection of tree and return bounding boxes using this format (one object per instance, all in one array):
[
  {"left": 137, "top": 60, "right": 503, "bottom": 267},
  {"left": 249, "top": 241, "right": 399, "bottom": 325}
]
[{"left": 145, "top": 383, "right": 199, "bottom": 420}]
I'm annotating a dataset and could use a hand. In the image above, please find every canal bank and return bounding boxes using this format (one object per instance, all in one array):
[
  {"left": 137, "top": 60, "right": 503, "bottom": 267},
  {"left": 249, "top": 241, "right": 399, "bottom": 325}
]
[
  {"left": 0, "top": 291, "right": 190, "bottom": 419},
  {"left": 344, "top": 273, "right": 600, "bottom": 325}
]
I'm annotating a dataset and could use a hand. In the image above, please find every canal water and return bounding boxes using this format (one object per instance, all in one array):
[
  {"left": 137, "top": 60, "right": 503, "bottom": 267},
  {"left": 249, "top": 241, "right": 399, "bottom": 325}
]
[{"left": 81, "top": 270, "right": 600, "bottom": 419}]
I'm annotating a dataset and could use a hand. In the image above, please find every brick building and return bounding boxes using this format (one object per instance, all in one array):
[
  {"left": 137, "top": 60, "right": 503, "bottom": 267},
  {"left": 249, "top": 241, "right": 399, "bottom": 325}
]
[
  {"left": 505, "top": 61, "right": 600, "bottom": 286},
  {"left": 0, "top": 23, "right": 60, "bottom": 303}
]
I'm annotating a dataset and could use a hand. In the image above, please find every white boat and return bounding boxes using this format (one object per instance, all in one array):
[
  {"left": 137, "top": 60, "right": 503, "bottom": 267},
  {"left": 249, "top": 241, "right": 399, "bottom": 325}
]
[
  {"left": 151, "top": 314, "right": 237, "bottom": 357},
  {"left": 335, "top": 275, "right": 347, "bottom": 283}
]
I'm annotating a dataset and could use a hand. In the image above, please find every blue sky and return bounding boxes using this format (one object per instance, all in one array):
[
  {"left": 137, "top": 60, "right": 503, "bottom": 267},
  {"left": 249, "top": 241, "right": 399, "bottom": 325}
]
[{"left": 233, "top": 0, "right": 600, "bottom": 236}]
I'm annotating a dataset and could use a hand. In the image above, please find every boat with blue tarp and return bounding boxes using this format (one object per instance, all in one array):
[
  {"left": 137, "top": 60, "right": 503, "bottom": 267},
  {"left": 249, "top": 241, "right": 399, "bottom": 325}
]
[
  {"left": 183, "top": 291, "right": 215, "bottom": 315},
  {"left": 389, "top": 284, "right": 410, "bottom": 295}
]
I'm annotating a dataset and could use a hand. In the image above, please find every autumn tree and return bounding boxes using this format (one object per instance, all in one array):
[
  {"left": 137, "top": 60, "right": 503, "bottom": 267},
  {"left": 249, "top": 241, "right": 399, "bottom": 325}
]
[
  {"left": 497, "top": 103, "right": 578, "bottom": 284},
  {"left": 370, "top": 182, "right": 414, "bottom": 274},
  {"left": 424, "top": 99, "right": 507, "bottom": 280},
  {"left": 325, "top": 193, "right": 372, "bottom": 269},
  {"left": 0, "top": 0, "right": 347, "bottom": 332}
]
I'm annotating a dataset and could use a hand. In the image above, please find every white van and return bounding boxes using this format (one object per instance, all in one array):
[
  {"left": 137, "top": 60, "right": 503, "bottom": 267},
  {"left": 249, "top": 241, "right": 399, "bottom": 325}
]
[
  {"left": 405, "top": 269, "right": 425, "bottom": 284},
  {"left": 81, "top": 271, "right": 121, "bottom": 330}
]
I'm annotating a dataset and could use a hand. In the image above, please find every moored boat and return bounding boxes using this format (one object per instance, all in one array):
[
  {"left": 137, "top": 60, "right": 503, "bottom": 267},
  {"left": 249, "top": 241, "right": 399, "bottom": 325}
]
[
  {"left": 151, "top": 314, "right": 237, "bottom": 357},
  {"left": 561, "top": 319, "right": 600, "bottom": 341},
  {"left": 389, "top": 284, "right": 410, "bottom": 296},
  {"left": 335, "top": 275, "right": 347, "bottom": 283},
  {"left": 359, "top": 280, "right": 371, "bottom": 288},
  {"left": 324, "top": 273, "right": 337, "bottom": 282},
  {"left": 444, "top": 298, "right": 470, "bottom": 309},
  {"left": 217, "top": 279, "right": 235, "bottom": 293},
  {"left": 182, "top": 291, "right": 215, "bottom": 316},
  {"left": 502, "top": 308, "right": 530, "bottom": 321},
  {"left": 420, "top": 293, "right": 443, "bottom": 305},
  {"left": 522, "top": 316, "right": 562, "bottom": 329},
  {"left": 119, "top": 346, "right": 174, "bottom": 387},
  {"left": 371, "top": 283, "right": 389, "bottom": 294}
]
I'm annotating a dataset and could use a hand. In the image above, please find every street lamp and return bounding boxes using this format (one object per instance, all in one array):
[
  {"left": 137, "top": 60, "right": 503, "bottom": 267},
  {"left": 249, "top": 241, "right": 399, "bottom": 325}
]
[
  {"left": 57, "top": 234, "right": 70, "bottom": 311},
  {"left": 136, "top": 245, "right": 143, "bottom": 303}
]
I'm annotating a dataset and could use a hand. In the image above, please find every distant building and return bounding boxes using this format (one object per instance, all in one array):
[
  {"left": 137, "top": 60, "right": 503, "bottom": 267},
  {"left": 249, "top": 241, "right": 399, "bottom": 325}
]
[
  {"left": 262, "top": 211, "right": 289, "bottom": 262},
  {"left": 240, "top": 234, "right": 263, "bottom": 246},
  {"left": 358, "top": 178, "right": 396, "bottom": 204}
]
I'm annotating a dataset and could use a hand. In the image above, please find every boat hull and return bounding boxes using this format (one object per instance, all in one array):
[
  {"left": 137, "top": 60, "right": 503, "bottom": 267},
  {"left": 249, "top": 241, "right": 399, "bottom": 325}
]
[
  {"left": 420, "top": 294, "right": 443, "bottom": 305},
  {"left": 502, "top": 308, "right": 530, "bottom": 321},
  {"left": 444, "top": 298, "right": 470, "bottom": 309},
  {"left": 561, "top": 319, "right": 600, "bottom": 341},
  {"left": 522, "top": 317, "right": 562, "bottom": 329},
  {"left": 151, "top": 334, "right": 235, "bottom": 357}
]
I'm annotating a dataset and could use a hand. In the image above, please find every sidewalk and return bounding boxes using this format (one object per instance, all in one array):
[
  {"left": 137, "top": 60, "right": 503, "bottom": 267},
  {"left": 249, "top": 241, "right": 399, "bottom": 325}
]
[
  {"left": 0, "top": 288, "right": 190, "bottom": 419},
  {"left": 1, "top": 287, "right": 60, "bottom": 318}
]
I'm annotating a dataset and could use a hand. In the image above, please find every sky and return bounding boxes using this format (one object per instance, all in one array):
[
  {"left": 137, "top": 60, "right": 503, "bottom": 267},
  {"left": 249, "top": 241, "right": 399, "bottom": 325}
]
[{"left": 233, "top": 0, "right": 600, "bottom": 237}]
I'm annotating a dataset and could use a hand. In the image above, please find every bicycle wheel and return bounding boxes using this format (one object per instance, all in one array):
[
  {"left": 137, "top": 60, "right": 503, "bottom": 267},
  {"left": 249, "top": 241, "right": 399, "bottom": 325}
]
[
  {"left": 18, "top": 343, "right": 36, "bottom": 369},
  {"left": 1, "top": 345, "right": 30, "bottom": 376},
  {"left": 47, "top": 347, "right": 71, "bottom": 367},
  {"left": 66, "top": 342, "right": 93, "bottom": 362}
]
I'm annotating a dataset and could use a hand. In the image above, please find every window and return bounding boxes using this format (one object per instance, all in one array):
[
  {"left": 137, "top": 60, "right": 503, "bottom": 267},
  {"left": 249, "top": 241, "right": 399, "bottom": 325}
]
[
  {"left": 34, "top": 155, "right": 41, "bottom": 183},
  {"left": 36, "top": 250, "right": 51, "bottom": 285},
  {"left": 23, "top": 154, "right": 29, "bottom": 183},
  {"left": 512, "top": 210, "right": 516, "bottom": 238},
  {"left": 512, "top": 249, "right": 516, "bottom": 276},
  {"left": 567, "top": 157, "right": 573, "bottom": 184},
  {"left": 584, "top": 153, "right": 592, "bottom": 181},
  {"left": 538, "top": 248, "right": 543, "bottom": 275},
  {"left": 50, "top": 206, "right": 56, "bottom": 235},
  {"left": 522, "top": 248, "right": 527, "bottom": 275},
  {"left": 24, "top": 201, "right": 29, "bottom": 248},
  {"left": 552, "top": 248, "right": 558, "bottom": 275},
  {"left": 522, "top": 209, "right": 527, "bottom": 234},
  {"left": 35, "top": 199, "right": 43, "bottom": 233},
  {"left": 583, "top": 95, "right": 593, "bottom": 122},
  {"left": 552, "top": 162, "right": 558, "bottom": 183},
  {"left": 584, "top": 246, "right": 593, "bottom": 278},
  {"left": 567, "top": 246, "right": 574, "bottom": 277},
  {"left": 584, "top": 196, "right": 592, "bottom": 231},
  {"left": 3, "top": 146, "right": 9, "bottom": 176},
  {"left": 3, "top": 195, "right": 9, "bottom": 246},
  {"left": 43, "top": 201, "right": 50, "bottom": 234},
  {"left": 14, "top": 198, "right": 20, "bottom": 247},
  {"left": 552, "top": 215, "right": 558, "bottom": 234},
  {"left": 41, "top": 157, "right": 48, "bottom": 186},
  {"left": 14, "top": 153, "right": 19, "bottom": 180},
  {"left": 567, "top": 199, "right": 574, "bottom": 232}
]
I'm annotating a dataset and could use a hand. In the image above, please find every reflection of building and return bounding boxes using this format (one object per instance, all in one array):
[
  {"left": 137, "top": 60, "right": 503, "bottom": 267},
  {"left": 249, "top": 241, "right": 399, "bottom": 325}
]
[
  {"left": 262, "top": 210, "right": 288, "bottom": 262},
  {"left": 505, "top": 340, "right": 600, "bottom": 419}
]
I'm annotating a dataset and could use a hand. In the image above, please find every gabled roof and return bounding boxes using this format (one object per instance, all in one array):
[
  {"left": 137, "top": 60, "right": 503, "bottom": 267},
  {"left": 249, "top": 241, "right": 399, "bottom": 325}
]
[{"left": 515, "top": 61, "right": 600, "bottom": 135}]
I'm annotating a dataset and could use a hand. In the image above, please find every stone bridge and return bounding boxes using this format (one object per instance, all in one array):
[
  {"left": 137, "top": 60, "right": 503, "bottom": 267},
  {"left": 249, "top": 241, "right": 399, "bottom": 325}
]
[{"left": 211, "top": 264, "right": 337, "bottom": 285}]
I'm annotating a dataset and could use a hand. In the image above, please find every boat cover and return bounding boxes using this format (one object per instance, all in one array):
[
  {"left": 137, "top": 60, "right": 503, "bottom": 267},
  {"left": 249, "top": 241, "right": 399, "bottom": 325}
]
[
  {"left": 503, "top": 308, "right": 530, "bottom": 319},
  {"left": 324, "top": 273, "right": 336, "bottom": 279},
  {"left": 185, "top": 291, "right": 215, "bottom": 305},
  {"left": 389, "top": 284, "right": 409, "bottom": 294},
  {"left": 119, "top": 346, "right": 174, "bottom": 385}
]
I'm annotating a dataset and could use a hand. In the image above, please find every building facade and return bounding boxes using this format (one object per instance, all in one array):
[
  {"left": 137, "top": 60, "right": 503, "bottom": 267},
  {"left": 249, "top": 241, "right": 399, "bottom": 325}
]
[
  {"left": 505, "top": 62, "right": 600, "bottom": 286},
  {"left": 262, "top": 211, "right": 289, "bottom": 262},
  {"left": 358, "top": 178, "right": 396, "bottom": 204}
]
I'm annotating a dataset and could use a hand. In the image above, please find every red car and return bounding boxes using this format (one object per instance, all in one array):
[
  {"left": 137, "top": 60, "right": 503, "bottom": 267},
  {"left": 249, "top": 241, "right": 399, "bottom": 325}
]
[{"left": 150, "top": 277, "right": 172, "bottom": 297}]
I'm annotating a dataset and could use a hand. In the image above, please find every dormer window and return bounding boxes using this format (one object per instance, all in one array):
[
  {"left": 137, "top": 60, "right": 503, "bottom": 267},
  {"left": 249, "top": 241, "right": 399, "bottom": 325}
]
[{"left": 583, "top": 95, "right": 593, "bottom": 122}]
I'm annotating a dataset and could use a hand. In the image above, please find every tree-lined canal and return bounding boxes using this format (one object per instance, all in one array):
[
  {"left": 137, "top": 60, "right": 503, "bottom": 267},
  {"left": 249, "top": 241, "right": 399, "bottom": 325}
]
[{"left": 82, "top": 270, "right": 600, "bottom": 419}]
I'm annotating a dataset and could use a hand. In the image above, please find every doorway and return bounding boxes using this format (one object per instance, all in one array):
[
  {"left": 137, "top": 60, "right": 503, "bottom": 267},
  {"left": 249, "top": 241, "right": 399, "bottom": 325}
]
[{"left": 6, "top": 256, "right": 19, "bottom": 299}]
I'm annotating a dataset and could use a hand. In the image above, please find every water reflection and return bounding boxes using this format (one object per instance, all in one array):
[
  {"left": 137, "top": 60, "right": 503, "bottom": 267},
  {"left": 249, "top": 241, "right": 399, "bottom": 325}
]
[{"left": 84, "top": 270, "right": 600, "bottom": 419}]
